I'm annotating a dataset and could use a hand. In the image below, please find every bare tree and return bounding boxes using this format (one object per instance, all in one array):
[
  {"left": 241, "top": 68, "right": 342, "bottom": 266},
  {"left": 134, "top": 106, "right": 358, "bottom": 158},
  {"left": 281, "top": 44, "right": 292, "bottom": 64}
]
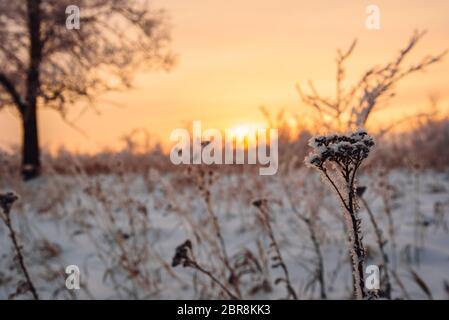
[
  {"left": 0, "top": 0, "right": 174, "bottom": 179},
  {"left": 296, "top": 30, "right": 446, "bottom": 132}
]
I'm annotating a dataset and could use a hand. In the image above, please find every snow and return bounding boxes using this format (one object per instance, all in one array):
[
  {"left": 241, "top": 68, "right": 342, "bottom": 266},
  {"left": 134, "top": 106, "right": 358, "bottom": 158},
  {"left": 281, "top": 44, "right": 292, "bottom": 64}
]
[{"left": 0, "top": 168, "right": 448, "bottom": 299}]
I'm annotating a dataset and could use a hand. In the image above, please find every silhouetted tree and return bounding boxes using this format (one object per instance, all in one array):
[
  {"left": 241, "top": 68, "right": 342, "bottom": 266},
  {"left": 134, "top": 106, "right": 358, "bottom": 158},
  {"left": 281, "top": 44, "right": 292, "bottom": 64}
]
[{"left": 0, "top": 0, "right": 174, "bottom": 179}]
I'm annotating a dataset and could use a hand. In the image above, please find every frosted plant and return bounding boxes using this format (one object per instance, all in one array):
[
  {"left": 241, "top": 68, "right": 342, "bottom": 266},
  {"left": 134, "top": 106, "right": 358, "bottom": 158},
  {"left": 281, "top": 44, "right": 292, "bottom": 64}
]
[
  {"left": 252, "top": 199, "right": 298, "bottom": 300},
  {"left": 172, "top": 240, "right": 239, "bottom": 300},
  {"left": 0, "top": 192, "right": 39, "bottom": 300},
  {"left": 305, "top": 129, "right": 374, "bottom": 299}
]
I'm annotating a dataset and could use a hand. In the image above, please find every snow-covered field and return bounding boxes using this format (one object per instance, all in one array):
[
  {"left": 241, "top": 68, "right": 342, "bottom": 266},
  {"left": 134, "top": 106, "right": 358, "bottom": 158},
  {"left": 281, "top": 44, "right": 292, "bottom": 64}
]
[{"left": 0, "top": 168, "right": 448, "bottom": 299}]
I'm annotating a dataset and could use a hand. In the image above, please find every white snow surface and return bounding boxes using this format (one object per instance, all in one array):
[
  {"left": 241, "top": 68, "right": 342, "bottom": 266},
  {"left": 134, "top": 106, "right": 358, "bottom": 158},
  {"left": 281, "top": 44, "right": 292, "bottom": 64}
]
[{"left": 0, "top": 168, "right": 448, "bottom": 299}]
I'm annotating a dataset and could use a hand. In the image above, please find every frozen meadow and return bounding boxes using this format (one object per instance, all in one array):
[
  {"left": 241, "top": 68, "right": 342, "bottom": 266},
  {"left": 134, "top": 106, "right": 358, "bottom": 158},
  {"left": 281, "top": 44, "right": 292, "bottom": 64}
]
[{"left": 0, "top": 167, "right": 448, "bottom": 299}]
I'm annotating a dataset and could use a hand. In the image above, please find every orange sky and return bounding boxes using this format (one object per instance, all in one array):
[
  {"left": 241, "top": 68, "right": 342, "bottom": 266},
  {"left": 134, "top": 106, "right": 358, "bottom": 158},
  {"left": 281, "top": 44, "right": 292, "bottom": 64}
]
[{"left": 0, "top": 0, "right": 448, "bottom": 153}]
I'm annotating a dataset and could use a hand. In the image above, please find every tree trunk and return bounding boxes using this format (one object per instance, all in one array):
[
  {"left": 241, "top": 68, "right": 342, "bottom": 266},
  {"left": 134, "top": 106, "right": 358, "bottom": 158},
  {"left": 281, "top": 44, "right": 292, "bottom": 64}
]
[
  {"left": 21, "top": 105, "right": 40, "bottom": 180},
  {"left": 21, "top": 0, "right": 42, "bottom": 180}
]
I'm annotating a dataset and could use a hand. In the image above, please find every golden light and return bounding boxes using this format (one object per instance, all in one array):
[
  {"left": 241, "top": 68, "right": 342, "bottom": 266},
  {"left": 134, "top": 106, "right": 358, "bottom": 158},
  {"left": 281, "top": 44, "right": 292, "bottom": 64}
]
[
  {"left": 226, "top": 123, "right": 266, "bottom": 147},
  {"left": 228, "top": 126, "right": 249, "bottom": 140}
]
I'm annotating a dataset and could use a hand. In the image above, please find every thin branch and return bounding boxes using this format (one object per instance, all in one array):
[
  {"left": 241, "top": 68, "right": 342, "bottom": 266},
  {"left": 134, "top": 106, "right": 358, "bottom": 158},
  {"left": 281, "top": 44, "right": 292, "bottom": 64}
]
[{"left": 0, "top": 72, "right": 26, "bottom": 113}]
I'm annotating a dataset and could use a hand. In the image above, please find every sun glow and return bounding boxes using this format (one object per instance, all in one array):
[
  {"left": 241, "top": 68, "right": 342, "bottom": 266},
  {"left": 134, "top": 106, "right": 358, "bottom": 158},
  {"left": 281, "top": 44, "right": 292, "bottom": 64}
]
[{"left": 226, "top": 123, "right": 267, "bottom": 147}]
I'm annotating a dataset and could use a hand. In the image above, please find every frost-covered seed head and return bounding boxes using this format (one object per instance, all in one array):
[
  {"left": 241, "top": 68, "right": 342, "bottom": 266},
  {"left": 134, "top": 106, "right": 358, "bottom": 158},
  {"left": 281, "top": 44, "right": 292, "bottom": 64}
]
[{"left": 305, "top": 129, "right": 374, "bottom": 169}]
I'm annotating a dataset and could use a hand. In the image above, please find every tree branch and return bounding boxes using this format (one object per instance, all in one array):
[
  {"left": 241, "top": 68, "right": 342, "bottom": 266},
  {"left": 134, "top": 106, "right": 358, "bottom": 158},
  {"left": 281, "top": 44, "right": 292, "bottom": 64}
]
[{"left": 0, "top": 72, "right": 26, "bottom": 114}]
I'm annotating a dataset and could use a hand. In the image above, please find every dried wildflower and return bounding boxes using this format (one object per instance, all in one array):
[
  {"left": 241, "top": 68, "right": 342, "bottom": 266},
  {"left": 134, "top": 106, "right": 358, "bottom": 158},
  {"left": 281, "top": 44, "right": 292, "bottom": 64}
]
[
  {"left": 188, "top": 164, "right": 241, "bottom": 297},
  {"left": 304, "top": 129, "right": 374, "bottom": 300},
  {"left": 0, "top": 192, "right": 19, "bottom": 215},
  {"left": 252, "top": 198, "right": 298, "bottom": 300},
  {"left": 0, "top": 192, "right": 39, "bottom": 300},
  {"left": 172, "top": 240, "right": 193, "bottom": 267},
  {"left": 305, "top": 129, "right": 374, "bottom": 169},
  {"left": 171, "top": 240, "right": 239, "bottom": 299},
  {"left": 251, "top": 198, "right": 268, "bottom": 209}
]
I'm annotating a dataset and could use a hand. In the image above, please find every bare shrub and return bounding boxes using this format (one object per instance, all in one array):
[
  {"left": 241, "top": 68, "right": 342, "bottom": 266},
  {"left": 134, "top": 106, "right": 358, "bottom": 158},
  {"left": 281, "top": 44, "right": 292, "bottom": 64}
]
[{"left": 296, "top": 30, "right": 446, "bottom": 132}]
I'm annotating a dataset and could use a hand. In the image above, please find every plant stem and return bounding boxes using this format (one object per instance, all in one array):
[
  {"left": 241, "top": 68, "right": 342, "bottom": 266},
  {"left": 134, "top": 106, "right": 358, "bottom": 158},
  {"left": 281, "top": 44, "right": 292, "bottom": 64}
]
[
  {"left": 359, "top": 196, "right": 392, "bottom": 299},
  {"left": 190, "top": 261, "right": 239, "bottom": 300},
  {"left": 3, "top": 212, "right": 39, "bottom": 300}
]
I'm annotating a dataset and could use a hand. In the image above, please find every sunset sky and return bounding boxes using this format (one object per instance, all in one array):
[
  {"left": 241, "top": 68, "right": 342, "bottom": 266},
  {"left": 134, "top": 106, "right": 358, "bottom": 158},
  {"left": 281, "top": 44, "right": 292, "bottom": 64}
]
[{"left": 0, "top": 0, "right": 448, "bottom": 153}]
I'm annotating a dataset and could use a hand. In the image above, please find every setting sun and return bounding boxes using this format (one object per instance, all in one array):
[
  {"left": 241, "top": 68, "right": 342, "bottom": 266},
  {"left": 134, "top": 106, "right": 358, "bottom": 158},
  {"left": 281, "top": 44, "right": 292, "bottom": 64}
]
[{"left": 226, "top": 123, "right": 267, "bottom": 147}]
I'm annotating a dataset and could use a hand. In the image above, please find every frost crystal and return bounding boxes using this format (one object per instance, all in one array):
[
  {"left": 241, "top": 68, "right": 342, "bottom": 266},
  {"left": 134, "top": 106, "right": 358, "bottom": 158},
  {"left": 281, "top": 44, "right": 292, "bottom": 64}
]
[{"left": 305, "top": 129, "right": 374, "bottom": 169}]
